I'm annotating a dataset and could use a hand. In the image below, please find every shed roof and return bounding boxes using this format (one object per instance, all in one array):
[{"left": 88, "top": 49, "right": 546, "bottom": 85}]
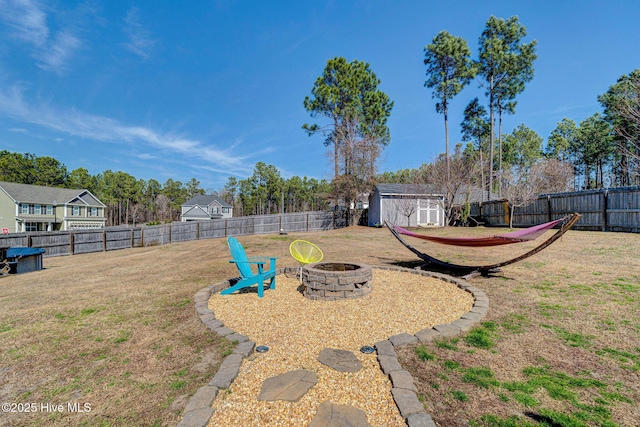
[{"left": 374, "top": 183, "right": 442, "bottom": 196}]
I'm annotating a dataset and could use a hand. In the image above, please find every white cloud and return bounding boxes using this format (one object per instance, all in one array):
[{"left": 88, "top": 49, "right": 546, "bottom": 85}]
[
  {"left": 122, "top": 7, "right": 155, "bottom": 59},
  {"left": 0, "top": 0, "right": 49, "bottom": 46},
  {"left": 36, "top": 30, "right": 81, "bottom": 72},
  {"left": 0, "top": 0, "right": 82, "bottom": 74},
  {"left": 0, "top": 84, "right": 252, "bottom": 175}
]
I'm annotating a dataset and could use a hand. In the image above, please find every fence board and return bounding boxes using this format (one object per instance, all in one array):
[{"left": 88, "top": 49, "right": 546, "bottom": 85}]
[
  {"left": 252, "top": 215, "right": 281, "bottom": 234},
  {"left": 132, "top": 228, "right": 143, "bottom": 247},
  {"left": 73, "top": 231, "right": 104, "bottom": 254},
  {"left": 171, "top": 222, "right": 198, "bottom": 242},
  {"left": 199, "top": 220, "right": 226, "bottom": 239},
  {"left": 226, "top": 217, "right": 254, "bottom": 236},
  {"left": 142, "top": 225, "right": 171, "bottom": 246},
  {"left": 0, "top": 234, "right": 29, "bottom": 249},
  {"left": 282, "top": 213, "right": 308, "bottom": 232},
  {"left": 309, "top": 211, "right": 336, "bottom": 230},
  {"left": 0, "top": 210, "right": 348, "bottom": 258},
  {"left": 607, "top": 187, "right": 640, "bottom": 232},
  {"left": 105, "top": 230, "right": 135, "bottom": 251},
  {"left": 30, "top": 233, "right": 72, "bottom": 257},
  {"left": 471, "top": 186, "right": 640, "bottom": 232}
]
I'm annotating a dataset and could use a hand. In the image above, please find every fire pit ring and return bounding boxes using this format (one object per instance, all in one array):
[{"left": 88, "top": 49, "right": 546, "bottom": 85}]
[{"left": 301, "top": 262, "right": 372, "bottom": 301}]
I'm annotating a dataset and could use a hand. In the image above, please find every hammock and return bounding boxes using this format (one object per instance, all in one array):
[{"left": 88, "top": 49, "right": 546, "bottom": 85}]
[
  {"left": 385, "top": 213, "right": 581, "bottom": 276},
  {"left": 391, "top": 218, "right": 564, "bottom": 247}
]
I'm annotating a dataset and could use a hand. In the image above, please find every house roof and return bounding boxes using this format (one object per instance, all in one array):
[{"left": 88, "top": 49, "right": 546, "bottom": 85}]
[
  {"left": 183, "top": 194, "right": 232, "bottom": 208},
  {"left": 0, "top": 181, "right": 105, "bottom": 206},
  {"left": 374, "top": 183, "right": 442, "bottom": 196},
  {"left": 181, "top": 205, "right": 223, "bottom": 219}
]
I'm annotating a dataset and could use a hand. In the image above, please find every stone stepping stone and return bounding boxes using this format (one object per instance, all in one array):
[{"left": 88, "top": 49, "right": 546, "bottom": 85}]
[
  {"left": 309, "top": 401, "right": 372, "bottom": 427},
  {"left": 317, "top": 348, "right": 362, "bottom": 373},
  {"left": 257, "top": 369, "right": 317, "bottom": 402}
]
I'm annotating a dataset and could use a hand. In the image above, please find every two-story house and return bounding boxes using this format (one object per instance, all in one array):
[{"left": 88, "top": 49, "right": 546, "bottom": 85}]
[
  {"left": 181, "top": 194, "right": 233, "bottom": 222},
  {"left": 0, "top": 181, "right": 107, "bottom": 233}
]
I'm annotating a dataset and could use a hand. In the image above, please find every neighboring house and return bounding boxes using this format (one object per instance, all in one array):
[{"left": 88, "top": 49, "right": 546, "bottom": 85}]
[
  {"left": 0, "top": 181, "right": 107, "bottom": 233},
  {"left": 368, "top": 184, "right": 445, "bottom": 227},
  {"left": 352, "top": 193, "right": 369, "bottom": 210},
  {"left": 181, "top": 194, "right": 233, "bottom": 222}
]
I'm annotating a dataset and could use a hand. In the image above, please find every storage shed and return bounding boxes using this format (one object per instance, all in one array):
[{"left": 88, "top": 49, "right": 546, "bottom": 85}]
[{"left": 368, "top": 184, "right": 445, "bottom": 227}]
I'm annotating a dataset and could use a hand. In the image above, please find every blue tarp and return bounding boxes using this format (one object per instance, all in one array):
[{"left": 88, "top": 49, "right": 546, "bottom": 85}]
[{"left": 6, "top": 247, "right": 46, "bottom": 258}]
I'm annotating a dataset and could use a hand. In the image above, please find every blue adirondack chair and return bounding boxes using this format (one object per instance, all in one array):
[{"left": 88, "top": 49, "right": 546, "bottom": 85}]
[{"left": 221, "top": 236, "right": 277, "bottom": 298}]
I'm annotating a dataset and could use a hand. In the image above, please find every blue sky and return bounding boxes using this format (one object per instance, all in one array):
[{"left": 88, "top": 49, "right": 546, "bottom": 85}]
[{"left": 1, "top": 1, "right": 639, "bottom": 192}]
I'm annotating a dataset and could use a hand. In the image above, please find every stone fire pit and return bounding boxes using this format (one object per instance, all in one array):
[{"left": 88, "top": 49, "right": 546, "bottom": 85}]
[{"left": 301, "top": 262, "right": 372, "bottom": 301}]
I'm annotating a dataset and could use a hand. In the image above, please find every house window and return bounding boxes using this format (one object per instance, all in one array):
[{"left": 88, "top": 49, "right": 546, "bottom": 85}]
[
  {"left": 21, "top": 204, "right": 29, "bottom": 214},
  {"left": 89, "top": 207, "right": 98, "bottom": 217},
  {"left": 46, "top": 205, "right": 53, "bottom": 215},
  {"left": 25, "top": 222, "right": 37, "bottom": 232},
  {"left": 211, "top": 206, "right": 219, "bottom": 214},
  {"left": 72, "top": 206, "right": 80, "bottom": 216},
  {"left": 35, "top": 204, "right": 42, "bottom": 215},
  {"left": 222, "top": 207, "right": 230, "bottom": 214}
]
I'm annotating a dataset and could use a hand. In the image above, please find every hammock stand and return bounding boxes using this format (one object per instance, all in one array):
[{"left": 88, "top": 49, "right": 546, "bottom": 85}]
[{"left": 385, "top": 213, "right": 581, "bottom": 278}]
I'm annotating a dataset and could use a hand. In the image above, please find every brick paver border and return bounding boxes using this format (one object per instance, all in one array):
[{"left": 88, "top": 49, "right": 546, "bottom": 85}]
[{"left": 178, "top": 266, "right": 489, "bottom": 427}]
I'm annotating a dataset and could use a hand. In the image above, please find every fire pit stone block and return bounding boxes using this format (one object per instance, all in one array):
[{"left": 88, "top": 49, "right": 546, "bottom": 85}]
[{"left": 301, "top": 262, "right": 372, "bottom": 301}]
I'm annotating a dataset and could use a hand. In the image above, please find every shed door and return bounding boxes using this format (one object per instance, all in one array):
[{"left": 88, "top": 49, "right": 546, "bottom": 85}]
[{"left": 417, "top": 198, "right": 440, "bottom": 226}]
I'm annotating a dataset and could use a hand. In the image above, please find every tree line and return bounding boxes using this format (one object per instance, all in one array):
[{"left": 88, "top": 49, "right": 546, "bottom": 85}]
[
  {"left": 0, "top": 151, "right": 331, "bottom": 226},
  {"left": 221, "top": 162, "right": 331, "bottom": 216}
]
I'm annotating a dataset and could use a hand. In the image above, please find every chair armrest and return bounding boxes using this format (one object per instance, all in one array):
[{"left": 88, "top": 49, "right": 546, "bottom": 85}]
[
  {"left": 229, "top": 256, "right": 277, "bottom": 265},
  {"left": 247, "top": 256, "right": 277, "bottom": 263}
]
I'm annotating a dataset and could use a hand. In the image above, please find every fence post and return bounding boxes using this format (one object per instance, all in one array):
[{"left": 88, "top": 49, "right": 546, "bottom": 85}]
[
  {"left": 547, "top": 195, "right": 552, "bottom": 222},
  {"left": 70, "top": 232, "right": 74, "bottom": 255},
  {"left": 224, "top": 219, "right": 228, "bottom": 237},
  {"left": 602, "top": 189, "right": 608, "bottom": 232},
  {"left": 197, "top": 222, "right": 200, "bottom": 240},
  {"left": 307, "top": 213, "right": 309, "bottom": 231},
  {"left": 103, "top": 230, "right": 107, "bottom": 252},
  {"left": 503, "top": 201, "right": 510, "bottom": 226}
]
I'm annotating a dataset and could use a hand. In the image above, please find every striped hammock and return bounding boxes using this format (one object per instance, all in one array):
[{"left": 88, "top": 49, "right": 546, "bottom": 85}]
[{"left": 390, "top": 218, "right": 564, "bottom": 247}]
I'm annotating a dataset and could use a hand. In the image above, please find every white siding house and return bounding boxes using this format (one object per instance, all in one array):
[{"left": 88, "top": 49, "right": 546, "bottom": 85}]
[
  {"left": 181, "top": 194, "right": 233, "bottom": 222},
  {"left": 0, "top": 181, "right": 106, "bottom": 233}
]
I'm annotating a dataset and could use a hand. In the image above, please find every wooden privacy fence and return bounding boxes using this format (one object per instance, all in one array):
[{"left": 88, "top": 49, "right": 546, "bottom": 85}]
[
  {"left": 0, "top": 210, "right": 347, "bottom": 258},
  {"left": 470, "top": 186, "right": 640, "bottom": 232}
]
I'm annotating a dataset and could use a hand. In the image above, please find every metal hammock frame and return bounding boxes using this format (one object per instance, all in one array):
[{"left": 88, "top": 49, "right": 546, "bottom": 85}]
[{"left": 385, "top": 213, "right": 581, "bottom": 277}]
